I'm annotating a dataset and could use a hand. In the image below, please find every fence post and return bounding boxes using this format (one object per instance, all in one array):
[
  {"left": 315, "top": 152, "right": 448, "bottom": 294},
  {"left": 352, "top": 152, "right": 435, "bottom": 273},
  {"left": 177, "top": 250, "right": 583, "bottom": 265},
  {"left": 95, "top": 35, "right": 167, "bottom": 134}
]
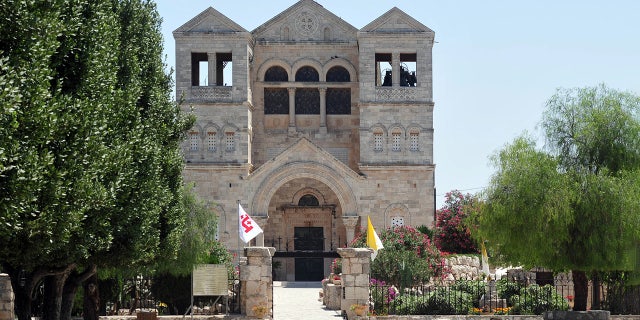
[
  {"left": 0, "top": 274, "right": 14, "bottom": 320},
  {"left": 338, "top": 248, "right": 371, "bottom": 319},
  {"left": 239, "top": 247, "right": 275, "bottom": 319}
]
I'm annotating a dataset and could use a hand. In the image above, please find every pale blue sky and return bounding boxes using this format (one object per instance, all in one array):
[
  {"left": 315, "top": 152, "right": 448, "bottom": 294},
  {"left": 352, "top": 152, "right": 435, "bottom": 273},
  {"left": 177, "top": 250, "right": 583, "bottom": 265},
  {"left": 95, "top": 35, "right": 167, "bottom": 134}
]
[{"left": 155, "top": 0, "right": 640, "bottom": 208}]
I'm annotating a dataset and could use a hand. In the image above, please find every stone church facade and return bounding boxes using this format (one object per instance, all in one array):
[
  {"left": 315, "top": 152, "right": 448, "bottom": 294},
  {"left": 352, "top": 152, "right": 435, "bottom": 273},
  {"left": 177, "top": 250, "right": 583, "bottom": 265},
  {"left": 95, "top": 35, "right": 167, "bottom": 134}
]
[{"left": 174, "top": 0, "right": 435, "bottom": 281}]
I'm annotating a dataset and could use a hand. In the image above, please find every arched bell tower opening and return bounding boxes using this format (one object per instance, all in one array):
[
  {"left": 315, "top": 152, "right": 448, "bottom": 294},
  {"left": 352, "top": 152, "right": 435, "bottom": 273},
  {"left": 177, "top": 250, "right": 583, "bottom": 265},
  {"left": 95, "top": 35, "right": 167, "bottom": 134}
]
[{"left": 264, "top": 179, "right": 347, "bottom": 281}]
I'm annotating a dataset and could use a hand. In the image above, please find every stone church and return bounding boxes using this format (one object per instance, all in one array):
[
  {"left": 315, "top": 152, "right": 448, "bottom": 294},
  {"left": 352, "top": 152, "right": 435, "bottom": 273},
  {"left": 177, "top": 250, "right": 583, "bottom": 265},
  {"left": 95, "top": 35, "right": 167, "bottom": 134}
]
[{"left": 174, "top": 0, "right": 435, "bottom": 281}]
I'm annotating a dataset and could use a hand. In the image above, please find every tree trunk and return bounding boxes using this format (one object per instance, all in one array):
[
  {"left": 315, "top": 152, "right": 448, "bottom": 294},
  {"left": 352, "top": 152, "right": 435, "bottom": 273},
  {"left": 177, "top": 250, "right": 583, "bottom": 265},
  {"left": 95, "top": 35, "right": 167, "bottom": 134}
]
[
  {"left": 83, "top": 274, "right": 100, "bottom": 320},
  {"left": 62, "top": 265, "right": 97, "bottom": 320},
  {"left": 43, "top": 273, "right": 67, "bottom": 320},
  {"left": 61, "top": 275, "right": 79, "bottom": 320},
  {"left": 591, "top": 272, "right": 600, "bottom": 310},
  {"left": 41, "top": 264, "right": 76, "bottom": 320},
  {"left": 572, "top": 270, "right": 588, "bottom": 311}
]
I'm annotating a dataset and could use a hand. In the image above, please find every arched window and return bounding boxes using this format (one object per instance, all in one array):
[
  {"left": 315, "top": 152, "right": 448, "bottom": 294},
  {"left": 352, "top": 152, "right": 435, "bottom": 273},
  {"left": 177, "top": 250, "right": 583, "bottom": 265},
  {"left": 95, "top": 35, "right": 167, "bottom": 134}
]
[
  {"left": 326, "top": 66, "right": 350, "bottom": 82},
  {"left": 189, "top": 131, "right": 200, "bottom": 151},
  {"left": 298, "top": 194, "right": 320, "bottom": 206},
  {"left": 326, "top": 66, "right": 351, "bottom": 115},
  {"left": 391, "top": 129, "right": 402, "bottom": 152},
  {"left": 264, "top": 66, "right": 288, "bottom": 82},
  {"left": 206, "top": 131, "right": 217, "bottom": 152},
  {"left": 295, "top": 66, "right": 319, "bottom": 82},
  {"left": 373, "top": 128, "right": 384, "bottom": 152},
  {"left": 409, "top": 130, "right": 420, "bottom": 151}
]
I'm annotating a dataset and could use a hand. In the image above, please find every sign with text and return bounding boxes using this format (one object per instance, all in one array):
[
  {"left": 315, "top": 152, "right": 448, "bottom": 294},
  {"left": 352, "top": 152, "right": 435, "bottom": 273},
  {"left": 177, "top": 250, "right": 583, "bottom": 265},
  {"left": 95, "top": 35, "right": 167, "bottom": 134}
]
[{"left": 192, "top": 264, "right": 228, "bottom": 296}]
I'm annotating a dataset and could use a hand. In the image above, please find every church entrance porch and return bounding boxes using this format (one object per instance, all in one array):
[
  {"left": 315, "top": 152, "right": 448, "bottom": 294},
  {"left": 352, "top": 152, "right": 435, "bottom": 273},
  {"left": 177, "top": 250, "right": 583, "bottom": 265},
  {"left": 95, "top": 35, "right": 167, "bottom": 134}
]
[{"left": 269, "top": 205, "right": 343, "bottom": 281}]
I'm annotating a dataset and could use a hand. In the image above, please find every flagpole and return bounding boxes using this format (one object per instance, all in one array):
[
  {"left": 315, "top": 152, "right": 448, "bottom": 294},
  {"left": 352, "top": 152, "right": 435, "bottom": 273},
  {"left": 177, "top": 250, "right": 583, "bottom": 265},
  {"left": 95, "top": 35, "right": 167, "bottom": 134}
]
[{"left": 237, "top": 200, "right": 241, "bottom": 262}]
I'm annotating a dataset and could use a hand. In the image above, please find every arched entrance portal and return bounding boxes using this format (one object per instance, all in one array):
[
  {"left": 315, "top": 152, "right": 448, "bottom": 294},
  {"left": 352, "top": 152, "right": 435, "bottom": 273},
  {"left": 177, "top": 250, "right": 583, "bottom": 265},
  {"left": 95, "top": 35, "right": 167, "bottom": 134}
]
[{"left": 264, "top": 178, "right": 346, "bottom": 281}]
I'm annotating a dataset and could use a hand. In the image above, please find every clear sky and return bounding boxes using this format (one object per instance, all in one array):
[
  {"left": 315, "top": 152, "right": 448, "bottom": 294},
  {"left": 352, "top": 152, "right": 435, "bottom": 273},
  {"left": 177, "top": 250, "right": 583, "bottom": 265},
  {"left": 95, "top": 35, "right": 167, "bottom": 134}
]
[{"left": 154, "top": 0, "right": 640, "bottom": 208}]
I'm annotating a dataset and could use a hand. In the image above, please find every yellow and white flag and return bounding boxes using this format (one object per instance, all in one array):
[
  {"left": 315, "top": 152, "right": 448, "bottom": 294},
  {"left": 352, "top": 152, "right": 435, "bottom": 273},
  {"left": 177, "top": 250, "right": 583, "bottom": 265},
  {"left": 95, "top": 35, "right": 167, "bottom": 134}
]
[{"left": 367, "top": 216, "right": 384, "bottom": 260}]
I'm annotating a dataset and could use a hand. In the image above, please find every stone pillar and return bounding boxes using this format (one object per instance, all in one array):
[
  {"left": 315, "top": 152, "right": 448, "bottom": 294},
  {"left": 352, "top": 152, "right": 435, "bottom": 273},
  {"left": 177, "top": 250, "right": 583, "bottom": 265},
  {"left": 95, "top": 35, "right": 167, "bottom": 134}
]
[
  {"left": 208, "top": 52, "right": 216, "bottom": 86},
  {"left": 338, "top": 248, "right": 371, "bottom": 320},
  {"left": 287, "top": 87, "right": 296, "bottom": 128},
  {"left": 319, "top": 86, "right": 327, "bottom": 132},
  {"left": 392, "top": 52, "right": 400, "bottom": 87},
  {"left": 252, "top": 216, "right": 269, "bottom": 247},
  {"left": 240, "top": 247, "right": 275, "bottom": 319},
  {"left": 342, "top": 216, "right": 359, "bottom": 244},
  {"left": 0, "top": 274, "right": 14, "bottom": 320}
]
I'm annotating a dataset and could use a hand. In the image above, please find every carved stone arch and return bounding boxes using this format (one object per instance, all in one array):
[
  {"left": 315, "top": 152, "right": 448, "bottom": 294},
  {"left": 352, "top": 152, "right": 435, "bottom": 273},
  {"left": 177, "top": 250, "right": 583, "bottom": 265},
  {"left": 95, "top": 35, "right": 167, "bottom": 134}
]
[
  {"left": 291, "top": 58, "right": 323, "bottom": 80},
  {"left": 407, "top": 124, "right": 422, "bottom": 134},
  {"left": 323, "top": 58, "right": 358, "bottom": 82},
  {"left": 257, "top": 58, "right": 291, "bottom": 82},
  {"left": 389, "top": 124, "right": 406, "bottom": 137},
  {"left": 190, "top": 123, "right": 204, "bottom": 137},
  {"left": 384, "top": 203, "right": 410, "bottom": 228},
  {"left": 371, "top": 123, "right": 388, "bottom": 136},
  {"left": 203, "top": 122, "right": 221, "bottom": 134},
  {"left": 251, "top": 161, "right": 357, "bottom": 217},
  {"left": 292, "top": 187, "right": 326, "bottom": 206}
]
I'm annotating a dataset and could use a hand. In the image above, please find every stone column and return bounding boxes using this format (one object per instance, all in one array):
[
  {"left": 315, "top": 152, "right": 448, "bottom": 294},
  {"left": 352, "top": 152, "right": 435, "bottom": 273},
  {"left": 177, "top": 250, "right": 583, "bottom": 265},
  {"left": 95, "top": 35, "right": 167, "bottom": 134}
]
[
  {"left": 0, "top": 274, "right": 14, "bottom": 320},
  {"left": 240, "top": 247, "right": 275, "bottom": 319},
  {"left": 392, "top": 52, "right": 400, "bottom": 87},
  {"left": 208, "top": 52, "right": 217, "bottom": 86},
  {"left": 252, "top": 216, "right": 269, "bottom": 247},
  {"left": 342, "top": 216, "right": 359, "bottom": 244},
  {"left": 338, "top": 248, "right": 371, "bottom": 320},
  {"left": 287, "top": 87, "right": 296, "bottom": 129},
  {"left": 319, "top": 86, "right": 327, "bottom": 133}
]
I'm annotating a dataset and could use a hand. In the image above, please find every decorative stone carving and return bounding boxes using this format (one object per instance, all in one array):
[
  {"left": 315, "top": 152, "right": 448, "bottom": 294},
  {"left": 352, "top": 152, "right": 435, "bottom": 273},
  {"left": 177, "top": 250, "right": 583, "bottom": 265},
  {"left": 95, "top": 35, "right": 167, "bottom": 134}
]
[
  {"left": 375, "top": 87, "right": 418, "bottom": 102},
  {"left": 295, "top": 11, "right": 318, "bottom": 36},
  {"left": 191, "top": 86, "right": 232, "bottom": 102}
]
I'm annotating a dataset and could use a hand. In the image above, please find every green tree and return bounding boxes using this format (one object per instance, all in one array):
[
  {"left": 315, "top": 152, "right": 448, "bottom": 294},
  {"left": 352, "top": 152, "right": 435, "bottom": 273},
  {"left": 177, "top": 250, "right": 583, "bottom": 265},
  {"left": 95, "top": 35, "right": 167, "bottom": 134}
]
[
  {"left": 0, "top": 1, "right": 196, "bottom": 320},
  {"left": 477, "top": 85, "right": 640, "bottom": 311}
]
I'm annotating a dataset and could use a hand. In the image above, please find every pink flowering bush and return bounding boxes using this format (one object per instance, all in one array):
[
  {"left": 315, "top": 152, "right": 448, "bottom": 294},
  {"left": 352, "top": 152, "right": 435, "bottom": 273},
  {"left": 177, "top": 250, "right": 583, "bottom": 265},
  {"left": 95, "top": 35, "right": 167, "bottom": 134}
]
[
  {"left": 435, "top": 190, "right": 479, "bottom": 254},
  {"left": 350, "top": 225, "right": 447, "bottom": 286}
]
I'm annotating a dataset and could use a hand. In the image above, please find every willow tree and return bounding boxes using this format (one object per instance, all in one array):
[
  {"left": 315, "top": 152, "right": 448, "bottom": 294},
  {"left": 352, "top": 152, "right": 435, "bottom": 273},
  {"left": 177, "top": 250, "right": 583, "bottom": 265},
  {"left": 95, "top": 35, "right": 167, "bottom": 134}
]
[
  {"left": 478, "top": 85, "right": 640, "bottom": 311},
  {"left": 0, "top": 1, "right": 195, "bottom": 320}
]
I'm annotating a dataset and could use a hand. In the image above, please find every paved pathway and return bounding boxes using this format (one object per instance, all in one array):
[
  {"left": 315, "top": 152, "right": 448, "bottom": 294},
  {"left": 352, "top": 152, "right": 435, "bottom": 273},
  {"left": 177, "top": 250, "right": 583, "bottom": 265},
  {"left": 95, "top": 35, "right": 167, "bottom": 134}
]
[{"left": 273, "top": 281, "right": 343, "bottom": 320}]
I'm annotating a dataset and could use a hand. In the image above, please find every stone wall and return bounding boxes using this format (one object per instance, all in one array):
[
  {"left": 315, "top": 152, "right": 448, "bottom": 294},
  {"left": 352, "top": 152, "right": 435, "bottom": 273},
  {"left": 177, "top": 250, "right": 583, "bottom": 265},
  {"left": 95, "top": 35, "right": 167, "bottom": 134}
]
[
  {"left": 444, "top": 255, "right": 482, "bottom": 280},
  {"left": 239, "top": 247, "right": 275, "bottom": 319},
  {"left": 0, "top": 274, "right": 13, "bottom": 320}
]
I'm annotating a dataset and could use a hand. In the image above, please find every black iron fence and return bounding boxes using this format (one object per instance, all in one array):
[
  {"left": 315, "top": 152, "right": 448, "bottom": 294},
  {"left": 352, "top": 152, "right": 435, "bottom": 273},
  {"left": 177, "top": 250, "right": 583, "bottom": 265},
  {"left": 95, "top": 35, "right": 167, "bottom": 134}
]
[{"left": 367, "top": 274, "right": 637, "bottom": 316}]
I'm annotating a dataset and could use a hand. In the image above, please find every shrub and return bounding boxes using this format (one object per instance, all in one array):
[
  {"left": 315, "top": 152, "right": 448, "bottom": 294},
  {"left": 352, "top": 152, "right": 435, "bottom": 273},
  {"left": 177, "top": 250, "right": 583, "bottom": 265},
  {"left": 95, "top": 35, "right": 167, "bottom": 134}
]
[
  {"left": 351, "top": 225, "right": 446, "bottom": 286},
  {"left": 450, "top": 279, "right": 486, "bottom": 307},
  {"left": 423, "top": 288, "right": 474, "bottom": 315},
  {"left": 435, "top": 190, "right": 479, "bottom": 254},
  {"left": 496, "top": 278, "right": 524, "bottom": 306},
  {"left": 510, "top": 284, "right": 569, "bottom": 314}
]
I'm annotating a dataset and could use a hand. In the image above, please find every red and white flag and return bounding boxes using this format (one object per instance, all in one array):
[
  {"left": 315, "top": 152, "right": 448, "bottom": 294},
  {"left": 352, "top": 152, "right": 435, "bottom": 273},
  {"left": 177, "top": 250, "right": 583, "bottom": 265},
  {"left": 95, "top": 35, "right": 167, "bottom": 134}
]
[{"left": 238, "top": 203, "right": 263, "bottom": 244}]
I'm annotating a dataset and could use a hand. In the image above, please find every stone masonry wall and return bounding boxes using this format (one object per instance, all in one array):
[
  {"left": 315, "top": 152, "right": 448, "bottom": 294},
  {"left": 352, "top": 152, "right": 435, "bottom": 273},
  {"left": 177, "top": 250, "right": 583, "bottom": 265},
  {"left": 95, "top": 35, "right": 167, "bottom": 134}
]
[
  {"left": 239, "top": 247, "right": 275, "bottom": 318},
  {"left": 444, "top": 255, "right": 482, "bottom": 281},
  {"left": 0, "top": 274, "right": 14, "bottom": 320}
]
